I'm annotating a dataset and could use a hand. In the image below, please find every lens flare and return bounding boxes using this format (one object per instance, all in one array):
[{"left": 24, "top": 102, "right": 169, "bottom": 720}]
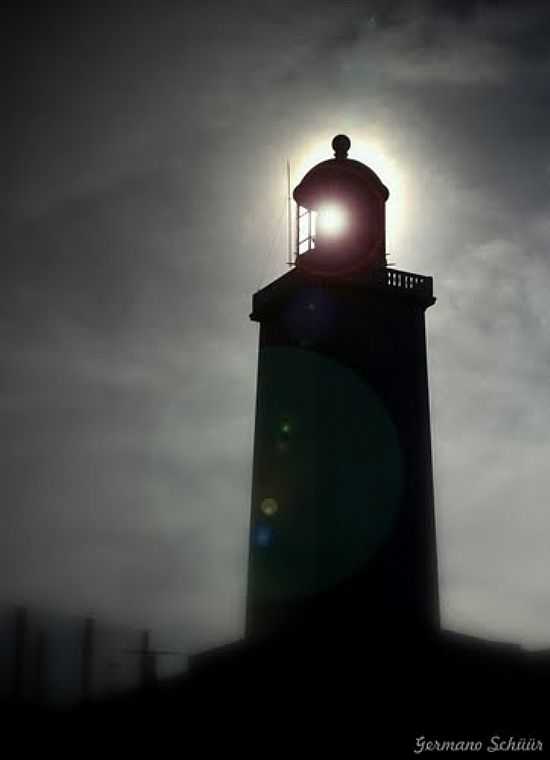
[
  {"left": 280, "top": 421, "right": 292, "bottom": 436},
  {"left": 254, "top": 523, "right": 273, "bottom": 547},
  {"left": 260, "top": 498, "right": 279, "bottom": 517}
]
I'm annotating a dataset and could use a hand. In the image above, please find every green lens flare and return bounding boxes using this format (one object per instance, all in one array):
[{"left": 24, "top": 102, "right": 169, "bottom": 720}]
[
  {"left": 260, "top": 498, "right": 279, "bottom": 517},
  {"left": 249, "top": 346, "right": 404, "bottom": 604}
]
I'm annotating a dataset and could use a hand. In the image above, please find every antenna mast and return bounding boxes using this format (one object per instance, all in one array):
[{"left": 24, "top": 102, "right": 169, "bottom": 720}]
[{"left": 286, "top": 160, "right": 293, "bottom": 267}]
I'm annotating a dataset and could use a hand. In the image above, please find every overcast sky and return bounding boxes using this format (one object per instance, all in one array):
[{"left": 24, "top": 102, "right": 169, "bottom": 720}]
[{"left": 4, "top": 0, "right": 550, "bottom": 654}]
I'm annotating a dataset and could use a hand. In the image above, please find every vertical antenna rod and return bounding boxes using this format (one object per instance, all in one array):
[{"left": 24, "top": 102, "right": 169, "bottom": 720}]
[{"left": 286, "top": 160, "right": 293, "bottom": 267}]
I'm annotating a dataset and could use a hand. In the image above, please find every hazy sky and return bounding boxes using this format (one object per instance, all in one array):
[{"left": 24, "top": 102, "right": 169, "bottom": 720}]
[{"left": 4, "top": 0, "right": 550, "bottom": 653}]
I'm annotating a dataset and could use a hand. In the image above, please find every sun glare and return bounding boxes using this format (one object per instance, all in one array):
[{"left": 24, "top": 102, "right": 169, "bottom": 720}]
[
  {"left": 292, "top": 134, "right": 407, "bottom": 253},
  {"left": 315, "top": 204, "right": 348, "bottom": 238}
]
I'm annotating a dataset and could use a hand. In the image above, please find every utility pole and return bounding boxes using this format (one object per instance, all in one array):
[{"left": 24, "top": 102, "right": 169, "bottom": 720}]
[
  {"left": 123, "top": 629, "right": 184, "bottom": 691},
  {"left": 81, "top": 616, "right": 95, "bottom": 704},
  {"left": 32, "top": 630, "right": 47, "bottom": 705},
  {"left": 13, "top": 606, "right": 28, "bottom": 702}
]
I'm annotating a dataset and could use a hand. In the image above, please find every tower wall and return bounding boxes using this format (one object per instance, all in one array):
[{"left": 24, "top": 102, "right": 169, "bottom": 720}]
[{"left": 246, "top": 268, "right": 439, "bottom": 639}]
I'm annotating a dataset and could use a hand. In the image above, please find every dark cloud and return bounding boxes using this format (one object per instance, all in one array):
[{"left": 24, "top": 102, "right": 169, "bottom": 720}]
[{"left": 3, "top": 0, "right": 550, "bottom": 652}]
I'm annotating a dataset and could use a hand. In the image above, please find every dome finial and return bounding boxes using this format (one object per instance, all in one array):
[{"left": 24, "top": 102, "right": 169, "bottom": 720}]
[{"left": 332, "top": 134, "right": 351, "bottom": 160}]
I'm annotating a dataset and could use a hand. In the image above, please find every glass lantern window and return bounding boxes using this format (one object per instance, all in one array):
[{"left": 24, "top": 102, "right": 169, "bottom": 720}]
[{"left": 296, "top": 206, "right": 317, "bottom": 256}]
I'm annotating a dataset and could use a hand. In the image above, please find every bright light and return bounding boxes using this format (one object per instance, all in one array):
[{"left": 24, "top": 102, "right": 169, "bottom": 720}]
[
  {"left": 293, "top": 133, "right": 408, "bottom": 252},
  {"left": 315, "top": 204, "right": 348, "bottom": 238}
]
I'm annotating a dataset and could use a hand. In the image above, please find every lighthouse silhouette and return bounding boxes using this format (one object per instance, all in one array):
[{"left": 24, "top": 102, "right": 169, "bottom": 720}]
[
  {"left": 246, "top": 135, "right": 439, "bottom": 641},
  {"left": 75, "top": 137, "right": 549, "bottom": 750},
  {"left": 102, "top": 137, "right": 550, "bottom": 748}
]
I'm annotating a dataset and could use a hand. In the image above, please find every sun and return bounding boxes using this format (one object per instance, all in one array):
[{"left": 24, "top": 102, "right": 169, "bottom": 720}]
[
  {"left": 315, "top": 204, "right": 348, "bottom": 238},
  {"left": 292, "top": 133, "right": 407, "bottom": 254}
]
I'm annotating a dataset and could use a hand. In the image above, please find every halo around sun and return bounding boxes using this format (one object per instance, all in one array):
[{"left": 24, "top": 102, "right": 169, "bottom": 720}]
[{"left": 293, "top": 134, "right": 407, "bottom": 253}]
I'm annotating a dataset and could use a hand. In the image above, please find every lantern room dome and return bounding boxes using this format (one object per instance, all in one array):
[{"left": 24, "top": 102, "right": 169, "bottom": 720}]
[
  {"left": 293, "top": 135, "right": 389, "bottom": 210},
  {"left": 292, "top": 135, "right": 389, "bottom": 276}
]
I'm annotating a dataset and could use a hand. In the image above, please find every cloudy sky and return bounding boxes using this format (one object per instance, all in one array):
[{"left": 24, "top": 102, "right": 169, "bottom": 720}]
[{"left": 4, "top": 0, "right": 550, "bottom": 655}]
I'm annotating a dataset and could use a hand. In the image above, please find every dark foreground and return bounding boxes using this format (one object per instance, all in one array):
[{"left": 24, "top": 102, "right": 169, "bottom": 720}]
[{"left": 5, "top": 626, "right": 550, "bottom": 755}]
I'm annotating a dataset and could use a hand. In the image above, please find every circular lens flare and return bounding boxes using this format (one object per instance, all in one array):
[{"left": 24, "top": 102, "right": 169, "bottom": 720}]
[
  {"left": 260, "top": 497, "right": 279, "bottom": 517},
  {"left": 316, "top": 204, "right": 347, "bottom": 238},
  {"left": 254, "top": 523, "right": 273, "bottom": 547}
]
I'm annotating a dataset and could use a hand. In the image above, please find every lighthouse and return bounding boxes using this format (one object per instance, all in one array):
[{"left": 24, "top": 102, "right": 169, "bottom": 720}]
[{"left": 246, "top": 135, "right": 439, "bottom": 640}]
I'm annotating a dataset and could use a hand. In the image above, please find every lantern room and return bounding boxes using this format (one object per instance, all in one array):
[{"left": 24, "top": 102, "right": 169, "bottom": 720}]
[{"left": 293, "top": 135, "right": 389, "bottom": 277}]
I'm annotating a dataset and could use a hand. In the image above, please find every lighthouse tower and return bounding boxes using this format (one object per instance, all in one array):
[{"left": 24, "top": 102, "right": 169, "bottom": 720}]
[{"left": 246, "top": 136, "right": 439, "bottom": 641}]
